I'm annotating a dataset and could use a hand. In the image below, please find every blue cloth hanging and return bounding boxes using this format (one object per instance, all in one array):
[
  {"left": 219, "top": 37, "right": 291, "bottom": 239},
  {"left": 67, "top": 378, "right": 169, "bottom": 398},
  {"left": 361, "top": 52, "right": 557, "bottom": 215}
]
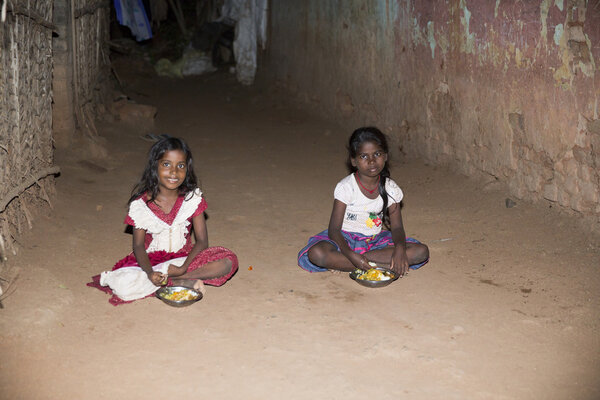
[{"left": 114, "top": 0, "right": 152, "bottom": 41}]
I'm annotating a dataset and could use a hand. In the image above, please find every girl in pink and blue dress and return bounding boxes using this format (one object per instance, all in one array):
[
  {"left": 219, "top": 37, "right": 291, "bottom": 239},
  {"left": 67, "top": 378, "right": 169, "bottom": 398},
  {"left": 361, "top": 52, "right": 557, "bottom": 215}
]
[
  {"left": 298, "top": 127, "right": 429, "bottom": 276},
  {"left": 89, "top": 136, "right": 238, "bottom": 305}
]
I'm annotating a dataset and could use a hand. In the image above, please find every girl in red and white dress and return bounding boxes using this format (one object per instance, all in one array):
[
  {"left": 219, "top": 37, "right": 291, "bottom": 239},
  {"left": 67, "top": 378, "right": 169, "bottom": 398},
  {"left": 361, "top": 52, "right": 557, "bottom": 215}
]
[{"left": 88, "top": 136, "right": 238, "bottom": 305}]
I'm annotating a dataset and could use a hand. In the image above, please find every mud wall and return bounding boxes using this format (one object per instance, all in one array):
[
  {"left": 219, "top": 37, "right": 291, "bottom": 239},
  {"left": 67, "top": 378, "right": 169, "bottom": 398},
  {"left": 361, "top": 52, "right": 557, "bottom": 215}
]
[{"left": 266, "top": 0, "right": 599, "bottom": 223}]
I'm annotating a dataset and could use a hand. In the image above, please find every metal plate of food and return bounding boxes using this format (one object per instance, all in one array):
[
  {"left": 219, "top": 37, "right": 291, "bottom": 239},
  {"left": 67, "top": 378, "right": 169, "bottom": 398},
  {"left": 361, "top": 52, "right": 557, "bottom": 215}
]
[
  {"left": 349, "top": 266, "right": 399, "bottom": 288},
  {"left": 155, "top": 286, "right": 203, "bottom": 307}
]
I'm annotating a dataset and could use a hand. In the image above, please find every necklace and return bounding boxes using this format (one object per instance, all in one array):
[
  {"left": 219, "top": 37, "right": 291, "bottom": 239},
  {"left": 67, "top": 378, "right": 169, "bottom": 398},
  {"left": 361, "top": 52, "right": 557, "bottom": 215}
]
[{"left": 355, "top": 173, "right": 380, "bottom": 194}]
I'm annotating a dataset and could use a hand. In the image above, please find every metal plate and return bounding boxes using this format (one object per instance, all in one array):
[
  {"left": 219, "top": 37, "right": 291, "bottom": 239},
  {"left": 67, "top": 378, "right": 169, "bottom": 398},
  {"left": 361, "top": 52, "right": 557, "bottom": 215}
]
[
  {"left": 155, "top": 286, "right": 203, "bottom": 307},
  {"left": 349, "top": 267, "right": 399, "bottom": 288}
]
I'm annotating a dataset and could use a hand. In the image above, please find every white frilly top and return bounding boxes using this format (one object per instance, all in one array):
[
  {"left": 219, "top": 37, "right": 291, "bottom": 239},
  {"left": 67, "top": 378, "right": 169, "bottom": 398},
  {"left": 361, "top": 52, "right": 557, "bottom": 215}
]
[{"left": 127, "top": 189, "right": 204, "bottom": 253}]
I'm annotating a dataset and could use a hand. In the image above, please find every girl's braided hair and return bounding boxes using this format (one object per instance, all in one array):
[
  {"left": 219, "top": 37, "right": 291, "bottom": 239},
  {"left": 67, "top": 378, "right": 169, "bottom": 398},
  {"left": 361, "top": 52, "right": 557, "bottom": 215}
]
[{"left": 348, "top": 127, "right": 395, "bottom": 227}]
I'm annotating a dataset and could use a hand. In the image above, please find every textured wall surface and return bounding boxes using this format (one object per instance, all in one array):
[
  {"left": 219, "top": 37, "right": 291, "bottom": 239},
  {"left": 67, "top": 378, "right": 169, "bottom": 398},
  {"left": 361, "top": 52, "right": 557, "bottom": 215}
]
[
  {"left": 53, "top": 0, "right": 110, "bottom": 148},
  {"left": 0, "top": 0, "right": 110, "bottom": 258},
  {"left": 0, "top": 2, "right": 57, "bottom": 257},
  {"left": 266, "top": 0, "right": 599, "bottom": 222},
  {"left": 52, "top": 0, "right": 76, "bottom": 146},
  {"left": 69, "top": 0, "right": 111, "bottom": 144},
  {"left": 72, "top": 0, "right": 111, "bottom": 115}
]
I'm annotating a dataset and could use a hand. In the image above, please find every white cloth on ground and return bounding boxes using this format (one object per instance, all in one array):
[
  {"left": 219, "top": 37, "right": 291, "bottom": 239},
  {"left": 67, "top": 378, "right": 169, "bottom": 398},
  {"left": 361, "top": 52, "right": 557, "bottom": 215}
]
[{"left": 99, "top": 257, "right": 186, "bottom": 301}]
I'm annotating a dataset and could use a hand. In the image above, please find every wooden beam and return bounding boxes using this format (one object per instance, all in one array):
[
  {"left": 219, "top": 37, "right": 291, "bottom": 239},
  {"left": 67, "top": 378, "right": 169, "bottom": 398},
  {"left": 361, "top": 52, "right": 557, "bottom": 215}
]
[
  {"left": 0, "top": 167, "right": 61, "bottom": 213},
  {"left": 6, "top": 4, "right": 57, "bottom": 32}
]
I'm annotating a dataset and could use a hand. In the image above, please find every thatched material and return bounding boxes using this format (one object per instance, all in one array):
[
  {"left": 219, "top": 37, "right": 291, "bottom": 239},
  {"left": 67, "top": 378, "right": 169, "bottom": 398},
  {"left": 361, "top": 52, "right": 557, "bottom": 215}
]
[
  {"left": 0, "top": 0, "right": 110, "bottom": 259},
  {"left": 71, "top": 0, "right": 111, "bottom": 140},
  {"left": 0, "top": 1, "right": 56, "bottom": 259}
]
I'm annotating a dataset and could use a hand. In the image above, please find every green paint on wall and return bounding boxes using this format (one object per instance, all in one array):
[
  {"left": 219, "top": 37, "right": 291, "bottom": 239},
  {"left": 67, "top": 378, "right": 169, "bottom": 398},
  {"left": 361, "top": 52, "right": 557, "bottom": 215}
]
[
  {"left": 427, "top": 21, "right": 436, "bottom": 59},
  {"left": 438, "top": 31, "right": 450, "bottom": 55},
  {"left": 459, "top": 0, "right": 475, "bottom": 54},
  {"left": 495, "top": 0, "right": 501, "bottom": 18},
  {"left": 554, "top": 0, "right": 563, "bottom": 12},
  {"left": 540, "top": 0, "right": 552, "bottom": 45},
  {"left": 554, "top": 23, "right": 563, "bottom": 46},
  {"left": 412, "top": 17, "right": 425, "bottom": 45}
]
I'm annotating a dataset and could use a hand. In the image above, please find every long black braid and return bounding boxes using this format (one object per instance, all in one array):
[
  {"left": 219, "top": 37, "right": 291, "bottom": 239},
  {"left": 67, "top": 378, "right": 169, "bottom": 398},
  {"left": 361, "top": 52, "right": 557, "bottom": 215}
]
[{"left": 348, "top": 127, "right": 395, "bottom": 227}]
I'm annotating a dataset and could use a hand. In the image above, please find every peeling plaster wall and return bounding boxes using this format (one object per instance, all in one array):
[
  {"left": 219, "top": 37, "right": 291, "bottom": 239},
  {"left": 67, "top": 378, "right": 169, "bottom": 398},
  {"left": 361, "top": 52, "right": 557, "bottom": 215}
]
[{"left": 266, "top": 0, "right": 600, "bottom": 221}]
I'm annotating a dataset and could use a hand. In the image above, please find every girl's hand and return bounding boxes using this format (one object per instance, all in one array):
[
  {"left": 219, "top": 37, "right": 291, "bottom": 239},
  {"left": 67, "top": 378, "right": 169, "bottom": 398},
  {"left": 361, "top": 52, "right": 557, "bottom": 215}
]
[
  {"left": 348, "top": 252, "right": 371, "bottom": 270},
  {"left": 148, "top": 271, "right": 166, "bottom": 286},
  {"left": 159, "top": 273, "right": 168, "bottom": 285},
  {"left": 390, "top": 246, "right": 409, "bottom": 277}
]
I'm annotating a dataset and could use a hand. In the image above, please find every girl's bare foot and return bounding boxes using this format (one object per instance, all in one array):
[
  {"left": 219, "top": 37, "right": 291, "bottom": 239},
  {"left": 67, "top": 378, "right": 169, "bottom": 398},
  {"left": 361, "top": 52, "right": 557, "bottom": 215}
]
[{"left": 171, "top": 279, "right": 206, "bottom": 295}]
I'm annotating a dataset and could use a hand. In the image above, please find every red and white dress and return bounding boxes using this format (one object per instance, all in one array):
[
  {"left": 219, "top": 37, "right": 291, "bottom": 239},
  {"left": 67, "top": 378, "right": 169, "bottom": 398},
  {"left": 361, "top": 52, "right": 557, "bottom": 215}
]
[{"left": 88, "top": 189, "right": 238, "bottom": 305}]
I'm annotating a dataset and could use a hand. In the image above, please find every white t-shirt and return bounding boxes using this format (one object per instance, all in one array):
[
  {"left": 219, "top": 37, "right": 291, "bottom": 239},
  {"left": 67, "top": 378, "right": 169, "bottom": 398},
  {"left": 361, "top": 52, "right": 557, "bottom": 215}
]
[{"left": 334, "top": 174, "right": 404, "bottom": 236}]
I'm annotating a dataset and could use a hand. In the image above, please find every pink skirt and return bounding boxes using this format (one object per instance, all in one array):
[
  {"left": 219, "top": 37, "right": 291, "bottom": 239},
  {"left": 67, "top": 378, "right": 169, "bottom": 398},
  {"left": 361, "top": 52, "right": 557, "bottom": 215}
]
[{"left": 87, "top": 246, "right": 238, "bottom": 306}]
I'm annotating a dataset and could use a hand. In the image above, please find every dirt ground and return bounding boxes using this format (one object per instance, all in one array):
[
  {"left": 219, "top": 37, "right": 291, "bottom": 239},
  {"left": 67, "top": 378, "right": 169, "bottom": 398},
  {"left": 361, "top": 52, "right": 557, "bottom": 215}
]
[{"left": 1, "top": 57, "right": 600, "bottom": 400}]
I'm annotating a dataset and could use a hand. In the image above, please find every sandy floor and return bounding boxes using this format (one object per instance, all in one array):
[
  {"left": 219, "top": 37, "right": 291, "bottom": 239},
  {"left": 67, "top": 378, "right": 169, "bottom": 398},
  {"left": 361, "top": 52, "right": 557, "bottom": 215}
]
[{"left": 1, "top": 58, "right": 599, "bottom": 400}]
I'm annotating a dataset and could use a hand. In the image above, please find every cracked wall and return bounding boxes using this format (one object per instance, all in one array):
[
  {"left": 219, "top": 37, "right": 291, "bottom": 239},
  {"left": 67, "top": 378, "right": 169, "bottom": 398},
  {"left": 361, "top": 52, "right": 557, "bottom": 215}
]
[{"left": 266, "top": 0, "right": 600, "bottom": 221}]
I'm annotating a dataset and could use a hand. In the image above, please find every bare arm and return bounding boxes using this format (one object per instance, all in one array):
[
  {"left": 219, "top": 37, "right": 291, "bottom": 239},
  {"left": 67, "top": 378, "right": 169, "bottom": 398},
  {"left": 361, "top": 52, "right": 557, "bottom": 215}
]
[
  {"left": 132, "top": 228, "right": 165, "bottom": 285},
  {"left": 388, "top": 202, "right": 409, "bottom": 275},
  {"left": 166, "top": 213, "right": 208, "bottom": 277},
  {"left": 328, "top": 199, "right": 370, "bottom": 270}
]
